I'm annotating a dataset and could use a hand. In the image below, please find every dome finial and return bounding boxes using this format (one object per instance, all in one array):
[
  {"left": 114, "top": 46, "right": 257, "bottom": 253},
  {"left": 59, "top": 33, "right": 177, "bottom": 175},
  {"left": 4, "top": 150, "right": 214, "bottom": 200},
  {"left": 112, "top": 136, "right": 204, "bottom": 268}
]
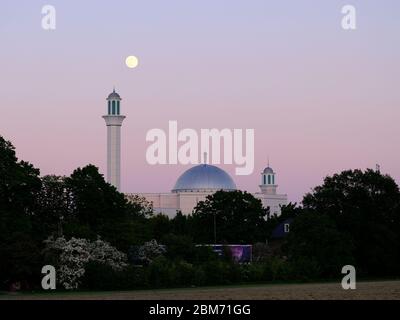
[
  {"left": 107, "top": 88, "right": 121, "bottom": 100},
  {"left": 203, "top": 152, "right": 208, "bottom": 164}
]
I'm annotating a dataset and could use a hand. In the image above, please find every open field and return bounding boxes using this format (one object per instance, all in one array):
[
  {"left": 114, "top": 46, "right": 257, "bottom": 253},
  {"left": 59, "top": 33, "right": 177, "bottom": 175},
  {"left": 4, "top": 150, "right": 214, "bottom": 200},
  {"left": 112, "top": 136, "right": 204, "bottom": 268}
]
[{"left": 1, "top": 280, "right": 400, "bottom": 300}]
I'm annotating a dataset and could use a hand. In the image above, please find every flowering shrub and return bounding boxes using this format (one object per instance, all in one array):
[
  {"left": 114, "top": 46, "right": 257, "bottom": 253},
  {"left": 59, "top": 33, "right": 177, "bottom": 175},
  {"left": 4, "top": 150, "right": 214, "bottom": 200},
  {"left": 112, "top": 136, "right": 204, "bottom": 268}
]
[
  {"left": 138, "top": 239, "right": 166, "bottom": 264},
  {"left": 44, "top": 237, "right": 127, "bottom": 290},
  {"left": 89, "top": 239, "right": 127, "bottom": 271}
]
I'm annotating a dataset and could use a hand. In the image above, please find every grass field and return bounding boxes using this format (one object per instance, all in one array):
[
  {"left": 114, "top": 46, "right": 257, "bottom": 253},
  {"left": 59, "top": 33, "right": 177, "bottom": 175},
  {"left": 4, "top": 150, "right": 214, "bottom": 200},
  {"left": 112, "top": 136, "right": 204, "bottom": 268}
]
[{"left": 1, "top": 280, "right": 400, "bottom": 300}]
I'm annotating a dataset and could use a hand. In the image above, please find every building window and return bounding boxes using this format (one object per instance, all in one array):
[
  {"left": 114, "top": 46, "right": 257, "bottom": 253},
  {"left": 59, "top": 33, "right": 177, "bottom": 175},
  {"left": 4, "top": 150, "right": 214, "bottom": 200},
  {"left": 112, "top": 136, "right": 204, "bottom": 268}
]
[
  {"left": 284, "top": 223, "right": 290, "bottom": 233},
  {"left": 117, "top": 101, "right": 120, "bottom": 115},
  {"left": 112, "top": 101, "right": 116, "bottom": 114},
  {"left": 263, "top": 175, "right": 266, "bottom": 185},
  {"left": 272, "top": 175, "right": 275, "bottom": 185},
  {"left": 268, "top": 175, "right": 271, "bottom": 184},
  {"left": 108, "top": 101, "right": 111, "bottom": 114}
]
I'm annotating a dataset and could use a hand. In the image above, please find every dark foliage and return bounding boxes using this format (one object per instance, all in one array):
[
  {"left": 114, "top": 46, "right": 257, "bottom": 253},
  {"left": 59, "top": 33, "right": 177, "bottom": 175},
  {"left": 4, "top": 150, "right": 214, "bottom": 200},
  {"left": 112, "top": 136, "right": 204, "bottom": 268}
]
[
  {"left": 192, "top": 190, "right": 267, "bottom": 243},
  {"left": 2, "top": 134, "right": 400, "bottom": 291}
]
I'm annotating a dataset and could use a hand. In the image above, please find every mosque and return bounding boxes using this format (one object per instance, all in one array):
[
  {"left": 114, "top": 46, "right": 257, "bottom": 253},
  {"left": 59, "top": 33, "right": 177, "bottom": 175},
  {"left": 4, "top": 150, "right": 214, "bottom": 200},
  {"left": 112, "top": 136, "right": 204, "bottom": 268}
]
[{"left": 103, "top": 89, "right": 288, "bottom": 217}]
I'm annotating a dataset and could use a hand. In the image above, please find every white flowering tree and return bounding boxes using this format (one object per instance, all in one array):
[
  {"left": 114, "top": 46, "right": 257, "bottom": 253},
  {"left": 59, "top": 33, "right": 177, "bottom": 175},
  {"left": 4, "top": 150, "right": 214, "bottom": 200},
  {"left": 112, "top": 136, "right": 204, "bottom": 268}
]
[
  {"left": 44, "top": 237, "right": 127, "bottom": 290},
  {"left": 89, "top": 239, "right": 127, "bottom": 271},
  {"left": 138, "top": 239, "right": 166, "bottom": 264}
]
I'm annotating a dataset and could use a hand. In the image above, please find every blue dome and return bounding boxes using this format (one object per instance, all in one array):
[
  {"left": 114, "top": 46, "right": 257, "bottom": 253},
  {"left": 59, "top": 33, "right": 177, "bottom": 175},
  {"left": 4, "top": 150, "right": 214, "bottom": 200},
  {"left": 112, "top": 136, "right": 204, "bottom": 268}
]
[{"left": 172, "top": 164, "right": 237, "bottom": 193}]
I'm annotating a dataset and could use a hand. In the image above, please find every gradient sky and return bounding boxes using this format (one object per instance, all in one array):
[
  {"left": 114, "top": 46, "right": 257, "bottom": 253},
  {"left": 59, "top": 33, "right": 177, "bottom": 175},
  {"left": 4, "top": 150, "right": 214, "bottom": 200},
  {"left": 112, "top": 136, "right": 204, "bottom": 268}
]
[{"left": 1, "top": 0, "right": 399, "bottom": 203}]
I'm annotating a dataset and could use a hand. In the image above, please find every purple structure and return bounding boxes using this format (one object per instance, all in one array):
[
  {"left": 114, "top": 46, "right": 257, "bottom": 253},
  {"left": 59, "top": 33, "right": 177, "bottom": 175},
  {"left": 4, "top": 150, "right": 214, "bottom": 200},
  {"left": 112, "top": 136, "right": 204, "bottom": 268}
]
[{"left": 198, "top": 245, "right": 252, "bottom": 263}]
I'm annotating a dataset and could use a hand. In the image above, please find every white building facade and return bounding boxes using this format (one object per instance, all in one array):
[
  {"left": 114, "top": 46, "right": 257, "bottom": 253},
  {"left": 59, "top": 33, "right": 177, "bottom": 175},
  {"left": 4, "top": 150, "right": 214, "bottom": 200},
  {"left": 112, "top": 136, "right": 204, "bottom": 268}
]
[
  {"left": 126, "top": 164, "right": 288, "bottom": 218},
  {"left": 104, "top": 90, "right": 288, "bottom": 216}
]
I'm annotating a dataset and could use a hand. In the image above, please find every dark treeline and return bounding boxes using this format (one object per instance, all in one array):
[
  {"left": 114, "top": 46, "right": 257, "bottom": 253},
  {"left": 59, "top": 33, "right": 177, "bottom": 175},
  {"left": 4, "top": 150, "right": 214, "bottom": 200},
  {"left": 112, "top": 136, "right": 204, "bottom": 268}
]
[{"left": 1, "top": 135, "right": 400, "bottom": 291}]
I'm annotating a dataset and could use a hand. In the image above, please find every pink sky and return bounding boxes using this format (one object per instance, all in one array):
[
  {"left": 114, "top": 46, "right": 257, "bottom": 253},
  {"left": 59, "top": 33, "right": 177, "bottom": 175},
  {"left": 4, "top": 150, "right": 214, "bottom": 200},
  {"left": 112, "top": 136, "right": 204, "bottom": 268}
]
[{"left": 1, "top": 1, "right": 399, "bottom": 203}]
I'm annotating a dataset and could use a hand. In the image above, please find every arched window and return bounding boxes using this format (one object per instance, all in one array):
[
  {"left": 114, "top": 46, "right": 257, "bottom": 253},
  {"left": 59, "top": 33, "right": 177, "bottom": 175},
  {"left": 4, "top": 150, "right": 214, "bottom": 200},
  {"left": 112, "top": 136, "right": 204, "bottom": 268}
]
[
  {"left": 272, "top": 175, "right": 275, "bottom": 185},
  {"left": 108, "top": 101, "right": 111, "bottom": 114},
  {"left": 112, "top": 101, "right": 116, "bottom": 115},
  {"left": 117, "top": 101, "right": 120, "bottom": 115},
  {"left": 263, "top": 175, "right": 266, "bottom": 185},
  {"left": 268, "top": 175, "right": 271, "bottom": 184}
]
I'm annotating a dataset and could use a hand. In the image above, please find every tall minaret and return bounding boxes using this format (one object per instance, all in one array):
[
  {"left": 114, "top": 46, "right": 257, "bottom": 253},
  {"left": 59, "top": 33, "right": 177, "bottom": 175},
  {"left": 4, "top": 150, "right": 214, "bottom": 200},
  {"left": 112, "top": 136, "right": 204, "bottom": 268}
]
[{"left": 103, "top": 88, "right": 125, "bottom": 191}]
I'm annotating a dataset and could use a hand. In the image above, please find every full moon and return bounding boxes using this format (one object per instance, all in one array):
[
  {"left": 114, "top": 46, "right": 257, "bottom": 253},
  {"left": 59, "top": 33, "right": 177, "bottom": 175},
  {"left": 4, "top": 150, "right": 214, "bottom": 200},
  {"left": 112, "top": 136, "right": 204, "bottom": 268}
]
[{"left": 125, "top": 56, "right": 139, "bottom": 68}]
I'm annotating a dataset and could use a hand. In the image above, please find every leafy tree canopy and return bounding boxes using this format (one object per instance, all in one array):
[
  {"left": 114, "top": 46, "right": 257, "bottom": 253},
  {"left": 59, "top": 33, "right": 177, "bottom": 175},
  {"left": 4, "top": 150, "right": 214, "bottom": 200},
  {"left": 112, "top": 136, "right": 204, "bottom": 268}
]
[
  {"left": 302, "top": 169, "right": 400, "bottom": 276},
  {"left": 0, "top": 136, "right": 42, "bottom": 285},
  {"left": 192, "top": 190, "right": 267, "bottom": 243}
]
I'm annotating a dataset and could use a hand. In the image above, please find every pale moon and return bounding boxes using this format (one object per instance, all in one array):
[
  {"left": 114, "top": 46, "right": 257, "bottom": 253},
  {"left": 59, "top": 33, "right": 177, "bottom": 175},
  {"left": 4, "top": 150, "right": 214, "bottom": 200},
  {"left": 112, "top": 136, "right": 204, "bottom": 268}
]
[{"left": 125, "top": 56, "right": 139, "bottom": 68}]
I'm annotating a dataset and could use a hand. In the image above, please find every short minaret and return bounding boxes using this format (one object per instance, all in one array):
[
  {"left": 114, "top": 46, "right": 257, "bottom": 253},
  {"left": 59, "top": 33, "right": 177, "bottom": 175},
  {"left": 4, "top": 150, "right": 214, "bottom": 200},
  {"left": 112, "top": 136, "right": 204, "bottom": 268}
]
[
  {"left": 102, "top": 88, "right": 125, "bottom": 191},
  {"left": 259, "top": 165, "right": 277, "bottom": 195}
]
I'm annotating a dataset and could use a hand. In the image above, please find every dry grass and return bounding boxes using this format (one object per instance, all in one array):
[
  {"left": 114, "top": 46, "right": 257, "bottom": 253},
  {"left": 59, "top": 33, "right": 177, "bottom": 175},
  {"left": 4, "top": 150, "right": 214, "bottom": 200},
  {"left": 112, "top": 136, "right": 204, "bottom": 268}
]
[{"left": 2, "top": 280, "right": 400, "bottom": 300}]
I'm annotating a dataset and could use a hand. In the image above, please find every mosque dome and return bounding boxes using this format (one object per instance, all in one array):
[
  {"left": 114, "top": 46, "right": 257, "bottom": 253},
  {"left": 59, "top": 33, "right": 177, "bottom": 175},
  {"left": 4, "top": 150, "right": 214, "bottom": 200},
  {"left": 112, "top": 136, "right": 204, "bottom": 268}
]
[
  {"left": 172, "top": 164, "right": 237, "bottom": 193},
  {"left": 263, "top": 167, "right": 274, "bottom": 174},
  {"left": 107, "top": 89, "right": 121, "bottom": 100}
]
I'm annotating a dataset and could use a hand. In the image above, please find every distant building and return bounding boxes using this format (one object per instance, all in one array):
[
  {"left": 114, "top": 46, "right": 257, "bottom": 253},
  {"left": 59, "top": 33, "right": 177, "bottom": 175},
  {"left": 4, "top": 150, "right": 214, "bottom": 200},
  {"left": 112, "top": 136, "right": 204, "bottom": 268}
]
[
  {"left": 102, "top": 89, "right": 288, "bottom": 217},
  {"left": 127, "top": 163, "right": 288, "bottom": 217},
  {"left": 271, "top": 218, "right": 293, "bottom": 239},
  {"left": 254, "top": 166, "right": 288, "bottom": 218}
]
